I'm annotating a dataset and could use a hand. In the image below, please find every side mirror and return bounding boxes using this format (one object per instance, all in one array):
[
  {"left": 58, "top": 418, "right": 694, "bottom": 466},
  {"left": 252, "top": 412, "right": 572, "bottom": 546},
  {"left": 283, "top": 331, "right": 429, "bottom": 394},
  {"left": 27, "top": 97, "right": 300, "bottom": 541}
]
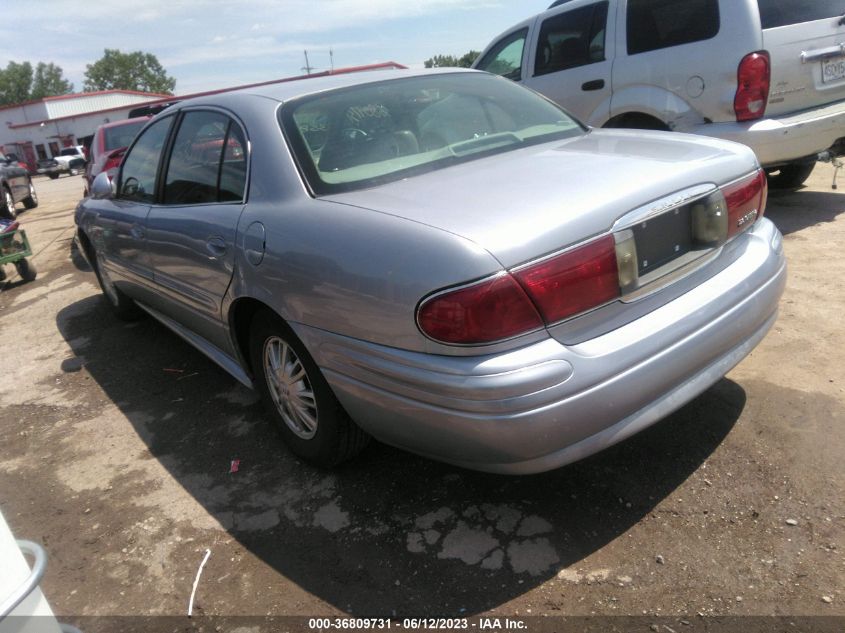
[{"left": 91, "top": 171, "right": 116, "bottom": 199}]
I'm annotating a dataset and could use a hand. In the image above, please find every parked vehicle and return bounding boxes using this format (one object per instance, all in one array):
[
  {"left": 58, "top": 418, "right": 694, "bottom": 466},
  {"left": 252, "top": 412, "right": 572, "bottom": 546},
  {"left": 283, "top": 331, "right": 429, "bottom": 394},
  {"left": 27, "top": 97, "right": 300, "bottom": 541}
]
[
  {"left": 36, "top": 145, "right": 86, "bottom": 179},
  {"left": 474, "top": 0, "right": 845, "bottom": 188},
  {"left": 0, "top": 153, "right": 38, "bottom": 220},
  {"left": 74, "top": 70, "right": 786, "bottom": 474},
  {"left": 83, "top": 117, "right": 150, "bottom": 197}
]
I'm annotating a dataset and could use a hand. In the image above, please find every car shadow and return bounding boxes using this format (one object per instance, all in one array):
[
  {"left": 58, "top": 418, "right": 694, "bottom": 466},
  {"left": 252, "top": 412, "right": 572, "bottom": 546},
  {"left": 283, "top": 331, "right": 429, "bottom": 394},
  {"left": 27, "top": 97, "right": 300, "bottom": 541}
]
[
  {"left": 56, "top": 294, "right": 745, "bottom": 616},
  {"left": 765, "top": 188, "right": 845, "bottom": 236}
]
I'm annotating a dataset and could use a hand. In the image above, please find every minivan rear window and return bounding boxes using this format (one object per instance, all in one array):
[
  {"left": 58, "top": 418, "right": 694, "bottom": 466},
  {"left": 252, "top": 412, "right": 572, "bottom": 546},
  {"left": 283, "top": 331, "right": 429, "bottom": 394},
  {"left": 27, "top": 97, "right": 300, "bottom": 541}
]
[{"left": 757, "top": 0, "right": 845, "bottom": 29}]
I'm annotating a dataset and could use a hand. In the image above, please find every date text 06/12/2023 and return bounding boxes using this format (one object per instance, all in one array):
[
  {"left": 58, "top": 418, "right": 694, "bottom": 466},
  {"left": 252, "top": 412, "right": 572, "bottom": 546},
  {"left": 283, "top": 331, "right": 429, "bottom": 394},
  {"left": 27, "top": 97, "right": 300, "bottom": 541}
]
[{"left": 307, "top": 618, "right": 528, "bottom": 630}]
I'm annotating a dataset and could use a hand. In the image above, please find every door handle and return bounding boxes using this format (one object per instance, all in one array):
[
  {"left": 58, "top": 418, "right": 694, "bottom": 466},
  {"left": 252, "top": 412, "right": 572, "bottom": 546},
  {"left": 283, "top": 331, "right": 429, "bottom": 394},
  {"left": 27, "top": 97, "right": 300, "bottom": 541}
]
[
  {"left": 130, "top": 224, "right": 145, "bottom": 240},
  {"left": 582, "top": 79, "right": 605, "bottom": 91},
  {"left": 206, "top": 237, "right": 227, "bottom": 258}
]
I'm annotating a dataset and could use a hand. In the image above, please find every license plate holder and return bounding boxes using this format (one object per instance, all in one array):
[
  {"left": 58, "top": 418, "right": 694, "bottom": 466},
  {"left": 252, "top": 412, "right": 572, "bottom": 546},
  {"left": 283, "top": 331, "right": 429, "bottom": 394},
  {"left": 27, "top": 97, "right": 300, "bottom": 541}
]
[
  {"left": 821, "top": 56, "right": 845, "bottom": 84},
  {"left": 632, "top": 207, "right": 693, "bottom": 275}
]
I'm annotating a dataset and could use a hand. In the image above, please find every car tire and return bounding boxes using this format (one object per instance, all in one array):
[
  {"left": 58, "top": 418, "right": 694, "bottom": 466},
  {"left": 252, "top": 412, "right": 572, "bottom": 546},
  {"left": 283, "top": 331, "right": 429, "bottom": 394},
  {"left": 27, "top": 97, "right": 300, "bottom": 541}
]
[
  {"left": 766, "top": 161, "right": 815, "bottom": 190},
  {"left": 1, "top": 187, "right": 16, "bottom": 220},
  {"left": 48, "top": 173, "right": 59, "bottom": 180},
  {"left": 22, "top": 180, "right": 38, "bottom": 209},
  {"left": 69, "top": 168, "right": 79, "bottom": 176},
  {"left": 249, "top": 310, "right": 370, "bottom": 467},
  {"left": 14, "top": 258, "right": 37, "bottom": 282},
  {"left": 92, "top": 249, "right": 142, "bottom": 320}
]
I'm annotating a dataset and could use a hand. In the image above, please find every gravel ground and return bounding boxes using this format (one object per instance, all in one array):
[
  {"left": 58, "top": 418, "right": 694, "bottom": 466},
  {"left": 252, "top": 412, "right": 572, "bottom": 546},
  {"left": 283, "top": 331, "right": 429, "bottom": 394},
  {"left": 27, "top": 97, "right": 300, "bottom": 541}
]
[{"left": 0, "top": 170, "right": 842, "bottom": 629}]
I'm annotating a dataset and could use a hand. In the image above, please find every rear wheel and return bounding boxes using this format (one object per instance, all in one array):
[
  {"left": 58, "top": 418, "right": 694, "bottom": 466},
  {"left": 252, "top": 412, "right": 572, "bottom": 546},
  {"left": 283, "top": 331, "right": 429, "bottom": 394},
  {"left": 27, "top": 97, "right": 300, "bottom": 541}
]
[
  {"left": 48, "top": 173, "right": 59, "bottom": 180},
  {"left": 1, "top": 187, "right": 16, "bottom": 220},
  {"left": 249, "top": 310, "right": 369, "bottom": 467},
  {"left": 22, "top": 180, "right": 38, "bottom": 209},
  {"left": 14, "top": 258, "right": 36, "bottom": 282},
  {"left": 766, "top": 161, "right": 816, "bottom": 189}
]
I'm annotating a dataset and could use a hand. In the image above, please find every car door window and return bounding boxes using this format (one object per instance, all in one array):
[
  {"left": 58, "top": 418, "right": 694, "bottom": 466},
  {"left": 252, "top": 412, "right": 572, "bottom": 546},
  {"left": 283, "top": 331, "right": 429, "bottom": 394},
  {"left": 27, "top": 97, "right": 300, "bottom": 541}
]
[
  {"left": 535, "top": 2, "right": 609, "bottom": 77},
  {"left": 475, "top": 28, "right": 529, "bottom": 81},
  {"left": 118, "top": 117, "right": 173, "bottom": 203},
  {"left": 163, "top": 111, "right": 247, "bottom": 205},
  {"left": 627, "top": 0, "right": 719, "bottom": 55}
]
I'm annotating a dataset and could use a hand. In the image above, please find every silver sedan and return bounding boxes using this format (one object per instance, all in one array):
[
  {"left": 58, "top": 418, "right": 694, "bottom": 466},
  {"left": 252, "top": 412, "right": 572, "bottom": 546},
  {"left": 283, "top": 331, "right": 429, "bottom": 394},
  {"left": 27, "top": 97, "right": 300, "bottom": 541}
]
[{"left": 74, "top": 69, "right": 786, "bottom": 474}]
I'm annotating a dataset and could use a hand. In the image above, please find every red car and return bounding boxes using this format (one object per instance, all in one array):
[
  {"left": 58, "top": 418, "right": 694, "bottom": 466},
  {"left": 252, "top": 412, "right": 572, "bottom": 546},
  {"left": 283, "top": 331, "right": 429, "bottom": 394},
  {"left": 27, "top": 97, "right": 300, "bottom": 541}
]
[{"left": 83, "top": 117, "right": 150, "bottom": 197}]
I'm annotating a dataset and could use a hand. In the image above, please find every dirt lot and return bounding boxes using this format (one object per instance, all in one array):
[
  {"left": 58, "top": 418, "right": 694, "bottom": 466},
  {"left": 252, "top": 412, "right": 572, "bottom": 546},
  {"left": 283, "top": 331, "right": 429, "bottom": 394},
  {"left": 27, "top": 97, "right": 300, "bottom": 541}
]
[{"left": 0, "top": 171, "right": 842, "bottom": 628}]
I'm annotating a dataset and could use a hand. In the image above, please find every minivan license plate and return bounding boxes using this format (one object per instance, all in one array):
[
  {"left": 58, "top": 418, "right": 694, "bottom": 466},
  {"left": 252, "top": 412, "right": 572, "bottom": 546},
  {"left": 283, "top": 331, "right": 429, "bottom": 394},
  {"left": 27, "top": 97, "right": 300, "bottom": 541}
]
[{"left": 822, "top": 56, "right": 845, "bottom": 84}]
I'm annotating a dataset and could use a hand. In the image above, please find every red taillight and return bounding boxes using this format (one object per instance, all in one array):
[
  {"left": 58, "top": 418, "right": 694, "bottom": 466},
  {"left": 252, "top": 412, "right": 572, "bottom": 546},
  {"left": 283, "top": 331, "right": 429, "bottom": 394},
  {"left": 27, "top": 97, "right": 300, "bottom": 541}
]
[
  {"left": 417, "top": 273, "right": 543, "bottom": 344},
  {"left": 724, "top": 169, "right": 767, "bottom": 238},
  {"left": 735, "top": 52, "right": 770, "bottom": 122},
  {"left": 513, "top": 235, "right": 620, "bottom": 324},
  {"left": 418, "top": 235, "right": 623, "bottom": 344}
]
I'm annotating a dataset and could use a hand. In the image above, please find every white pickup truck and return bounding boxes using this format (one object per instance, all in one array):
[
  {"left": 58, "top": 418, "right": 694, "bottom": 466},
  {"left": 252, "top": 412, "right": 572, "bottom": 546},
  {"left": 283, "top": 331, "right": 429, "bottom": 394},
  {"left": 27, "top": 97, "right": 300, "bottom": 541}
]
[{"left": 36, "top": 145, "right": 87, "bottom": 179}]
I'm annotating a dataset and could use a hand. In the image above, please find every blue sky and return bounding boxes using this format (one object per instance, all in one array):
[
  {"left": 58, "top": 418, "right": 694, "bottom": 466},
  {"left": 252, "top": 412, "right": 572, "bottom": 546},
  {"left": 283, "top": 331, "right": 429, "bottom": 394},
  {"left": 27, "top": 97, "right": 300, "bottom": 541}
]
[{"left": 1, "top": 1, "right": 553, "bottom": 96}]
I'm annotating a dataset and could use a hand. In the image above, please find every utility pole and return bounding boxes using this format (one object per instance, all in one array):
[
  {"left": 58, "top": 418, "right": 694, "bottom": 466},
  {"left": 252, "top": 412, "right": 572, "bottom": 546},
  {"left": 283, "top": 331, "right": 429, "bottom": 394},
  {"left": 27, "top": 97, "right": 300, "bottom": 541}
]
[
  {"left": 302, "top": 50, "right": 314, "bottom": 75},
  {"left": 329, "top": 48, "right": 334, "bottom": 72}
]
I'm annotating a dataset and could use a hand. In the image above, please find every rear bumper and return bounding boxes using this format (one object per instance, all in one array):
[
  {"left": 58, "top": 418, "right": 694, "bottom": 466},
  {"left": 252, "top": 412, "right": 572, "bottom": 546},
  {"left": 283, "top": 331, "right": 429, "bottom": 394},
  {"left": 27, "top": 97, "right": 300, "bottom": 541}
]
[
  {"left": 294, "top": 220, "right": 786, "bottom": 474},
  {"left": 691, "top": 99, "right": 845, "bottom": 166}
]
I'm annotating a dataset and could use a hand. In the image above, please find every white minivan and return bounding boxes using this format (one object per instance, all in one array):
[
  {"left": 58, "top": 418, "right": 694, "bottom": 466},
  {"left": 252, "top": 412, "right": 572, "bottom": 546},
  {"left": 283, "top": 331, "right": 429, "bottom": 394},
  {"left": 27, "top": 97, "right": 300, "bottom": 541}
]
[{"left": 474, "top": 0, "right": 845, "bottom": 188}]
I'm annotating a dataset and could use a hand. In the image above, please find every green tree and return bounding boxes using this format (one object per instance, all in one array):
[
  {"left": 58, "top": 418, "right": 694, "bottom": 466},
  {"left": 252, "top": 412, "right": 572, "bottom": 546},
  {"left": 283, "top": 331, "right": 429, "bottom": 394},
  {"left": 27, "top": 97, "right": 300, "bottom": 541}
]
[
  {"left": 30, "top": 62, "right": 73, "bottom": 100},
  {"left": 424, "top": 50, "right": 480, "bottom": 69},
  {"left": 0, "top": 61, "right": 34, "bottom": 105},
  {"left": 84, "top": 49, "right": 176, "bottom": 94}
]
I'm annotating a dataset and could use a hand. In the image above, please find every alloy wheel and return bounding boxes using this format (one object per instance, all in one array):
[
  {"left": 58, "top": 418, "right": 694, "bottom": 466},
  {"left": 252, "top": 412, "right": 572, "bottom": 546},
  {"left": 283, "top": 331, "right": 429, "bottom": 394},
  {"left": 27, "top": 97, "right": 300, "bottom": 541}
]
[{"left": 263, "top": 336, "right": 318, "bottom": 439}]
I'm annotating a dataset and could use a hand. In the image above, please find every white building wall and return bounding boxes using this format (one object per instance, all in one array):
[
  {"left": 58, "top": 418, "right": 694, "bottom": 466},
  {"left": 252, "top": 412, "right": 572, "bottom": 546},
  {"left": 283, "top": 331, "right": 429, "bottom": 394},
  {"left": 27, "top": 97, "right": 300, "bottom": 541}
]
[
  {"left": 44, "top": 93, "right": 161, "bottom": 119},
  {"left": 0, "top": 102, "right": 49, "bottom": 128},
  {"left": 0, "top": 92, "right": 164, "bottom": 168}
]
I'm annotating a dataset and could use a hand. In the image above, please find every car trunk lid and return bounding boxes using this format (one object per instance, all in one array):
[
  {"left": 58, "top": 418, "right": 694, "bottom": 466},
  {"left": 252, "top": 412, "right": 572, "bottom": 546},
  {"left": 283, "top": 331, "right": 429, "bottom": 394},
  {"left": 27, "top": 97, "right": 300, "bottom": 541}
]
[{"left": 323, "top": 129, "right": 759, "bottom": 270}]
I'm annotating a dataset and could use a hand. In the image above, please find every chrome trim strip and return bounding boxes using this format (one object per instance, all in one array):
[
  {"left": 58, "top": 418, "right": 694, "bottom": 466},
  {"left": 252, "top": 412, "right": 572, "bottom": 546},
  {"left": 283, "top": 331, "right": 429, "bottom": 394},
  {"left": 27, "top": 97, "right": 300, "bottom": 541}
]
[{"left": 612, "top": 184, "right": 717, "bottom": 232}]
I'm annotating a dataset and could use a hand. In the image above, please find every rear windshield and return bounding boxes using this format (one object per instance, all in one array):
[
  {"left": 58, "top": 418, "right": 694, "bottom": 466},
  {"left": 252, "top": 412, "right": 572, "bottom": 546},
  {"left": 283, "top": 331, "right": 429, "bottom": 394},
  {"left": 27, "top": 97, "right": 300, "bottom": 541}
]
[
  {"left": 280, "top": 73, "right": 584, "bottom": 195},
  {"left": 59, "top": 148, "right": 79, "bottom": 156},
  {"left": 104, "top": 120, "right": 147, "bottom": 152},
  {"left": 757, "top": 0, "right": 845, "bottom": 29}
]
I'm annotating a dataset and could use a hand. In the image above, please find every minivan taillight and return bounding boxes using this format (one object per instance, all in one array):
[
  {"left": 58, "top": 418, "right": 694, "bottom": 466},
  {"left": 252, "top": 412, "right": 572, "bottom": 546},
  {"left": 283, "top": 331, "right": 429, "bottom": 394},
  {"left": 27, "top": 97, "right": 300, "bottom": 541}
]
[
  {"left": 724, "top": 168, "right": 767, "bottom": 237},
  {"left": 735, "top": 52, "right": 770, "bottom": 122}
]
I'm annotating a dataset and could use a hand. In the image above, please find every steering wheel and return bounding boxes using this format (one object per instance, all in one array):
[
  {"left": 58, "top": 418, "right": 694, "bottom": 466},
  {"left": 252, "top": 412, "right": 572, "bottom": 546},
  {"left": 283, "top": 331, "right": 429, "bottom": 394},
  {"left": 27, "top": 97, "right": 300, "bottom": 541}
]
[
  {"left": 341, "top": 128, "right": 369, "bottom": 142},
  {"left": 122, "top": 176, "right": 140, "bottom": 197}
]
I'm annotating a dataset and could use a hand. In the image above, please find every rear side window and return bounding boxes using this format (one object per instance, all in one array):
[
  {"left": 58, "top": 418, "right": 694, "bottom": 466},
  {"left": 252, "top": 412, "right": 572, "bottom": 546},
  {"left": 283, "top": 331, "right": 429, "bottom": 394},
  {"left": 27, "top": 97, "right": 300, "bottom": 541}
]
[
  {"left": 757, "top": 0, "right": 844, "bottom": 29},
  {"left": 475, "top": 28, "right": 529, "bottom": 80},
  {"left": 627, "top": 0, "right": 720, "bottom": 55},
  {"left": 535, "top": 2, "right": 609, "bottom": 76},
  {"left": 164, "top": 110, "right": 247, "bottom": 205}
]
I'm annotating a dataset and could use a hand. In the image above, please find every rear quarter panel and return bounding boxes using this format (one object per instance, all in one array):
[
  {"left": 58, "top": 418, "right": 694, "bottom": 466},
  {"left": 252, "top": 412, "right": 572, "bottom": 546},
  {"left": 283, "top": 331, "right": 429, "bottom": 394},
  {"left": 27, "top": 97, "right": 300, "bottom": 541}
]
[
  {"left": 610, "top": 0, "right": 762, "bottom": 126},
  {"left": 221, "top": 95, "right": 516, "bottom": 356}
]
